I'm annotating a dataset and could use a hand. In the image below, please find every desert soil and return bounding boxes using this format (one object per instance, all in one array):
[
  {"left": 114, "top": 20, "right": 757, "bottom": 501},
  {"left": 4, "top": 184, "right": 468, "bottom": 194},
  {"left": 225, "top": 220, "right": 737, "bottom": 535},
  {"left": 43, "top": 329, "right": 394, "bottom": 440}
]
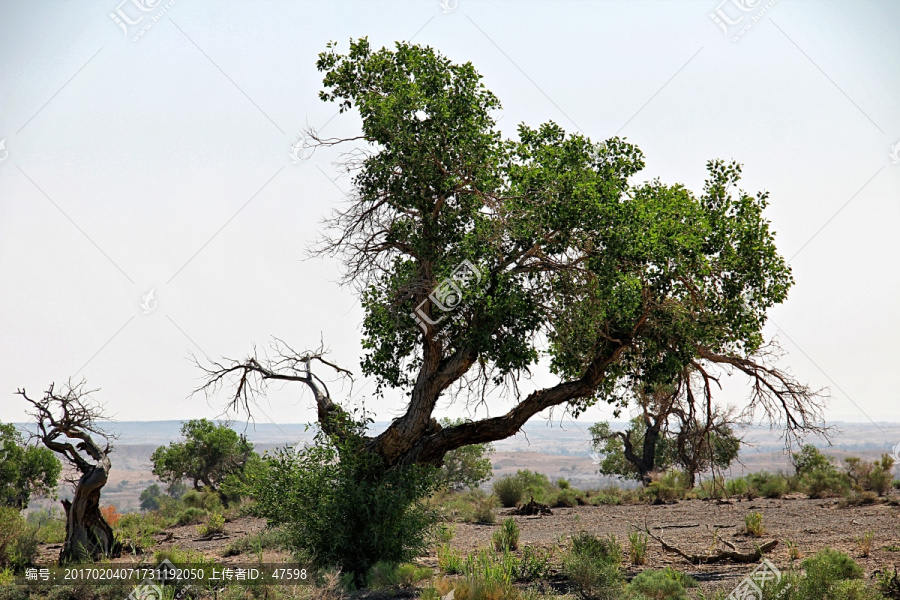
[{"left": 33, "top": 496, "right": 900, "bottom": 596}]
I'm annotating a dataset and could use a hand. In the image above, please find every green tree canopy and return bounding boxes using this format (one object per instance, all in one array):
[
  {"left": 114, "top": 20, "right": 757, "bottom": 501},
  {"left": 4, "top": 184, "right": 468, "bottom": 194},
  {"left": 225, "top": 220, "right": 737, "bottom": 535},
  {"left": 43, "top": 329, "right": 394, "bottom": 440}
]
[
  {"left": 150, "top": 419, "right": 256, "bottom": 491},
  {"left": 0, "top": 422, "right": 61, "bottom": 510},
  {"left": 201, "top": 38, "right": 824, "bottom": 473}
]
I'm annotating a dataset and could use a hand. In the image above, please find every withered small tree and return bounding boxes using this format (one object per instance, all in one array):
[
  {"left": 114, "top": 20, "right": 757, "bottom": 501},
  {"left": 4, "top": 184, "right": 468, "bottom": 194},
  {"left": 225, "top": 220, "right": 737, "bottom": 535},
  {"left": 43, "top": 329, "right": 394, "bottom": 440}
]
[{"left": 17, "top": 381, "right": 121, "bottom": 563}]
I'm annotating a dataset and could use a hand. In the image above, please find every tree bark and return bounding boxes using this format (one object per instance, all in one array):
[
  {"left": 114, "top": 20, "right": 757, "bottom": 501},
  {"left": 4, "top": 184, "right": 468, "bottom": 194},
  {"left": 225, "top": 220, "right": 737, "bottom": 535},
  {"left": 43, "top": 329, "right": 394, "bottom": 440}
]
[{"left": 60, "top": 456, "right": 120, "bottom": 563}]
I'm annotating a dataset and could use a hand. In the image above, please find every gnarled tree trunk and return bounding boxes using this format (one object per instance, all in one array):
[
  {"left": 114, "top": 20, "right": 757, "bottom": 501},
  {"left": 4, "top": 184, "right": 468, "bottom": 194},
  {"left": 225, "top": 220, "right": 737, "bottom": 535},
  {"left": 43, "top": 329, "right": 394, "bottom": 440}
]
[{"left": 60, "top": 456, "right": 119, "bottom": 563}]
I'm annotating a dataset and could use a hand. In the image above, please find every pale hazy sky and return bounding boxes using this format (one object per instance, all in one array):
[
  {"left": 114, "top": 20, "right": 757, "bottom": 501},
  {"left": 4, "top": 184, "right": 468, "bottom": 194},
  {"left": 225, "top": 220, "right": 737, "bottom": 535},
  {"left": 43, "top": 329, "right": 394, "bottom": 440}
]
[{"left": 1, "top": 1, "right": 898, "bottom": 431}]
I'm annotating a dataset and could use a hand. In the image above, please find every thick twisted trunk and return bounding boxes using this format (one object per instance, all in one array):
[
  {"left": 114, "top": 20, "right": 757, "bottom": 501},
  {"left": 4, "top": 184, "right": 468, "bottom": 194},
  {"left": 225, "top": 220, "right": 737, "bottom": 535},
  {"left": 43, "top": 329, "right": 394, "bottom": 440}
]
[{"left": 60, "top": 458, "right": 120, "bottom": 563}]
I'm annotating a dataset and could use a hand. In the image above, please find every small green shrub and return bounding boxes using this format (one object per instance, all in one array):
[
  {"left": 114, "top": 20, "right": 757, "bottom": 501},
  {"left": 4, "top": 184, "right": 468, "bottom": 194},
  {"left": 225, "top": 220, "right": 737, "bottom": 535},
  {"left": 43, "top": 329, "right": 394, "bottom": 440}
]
[
  {"left": 626, "top": 569, "right": 690, "bottom": 599},
  {"left": 744, "top": 511, "right": 765, "bottom": 537},
  {"left": 557, "top": 478, "right": 571, "bottom": 489},
  {"left": 564, "top": 532, "right": 624, "bottom": 599},
  {"left": 182, "top": 488, "right": 223, "bottom": 512},
  {"left": 437, "top": 544, "right": 464, "bottom": 574},
  {"left": 857, "top": 531, "right": 875, "bottom": 558},
  {"left": 0, "top": 508, "right": 38, "bottom": 572},
  {"left": 197, "top": 512, "right": 225, "bottom": 536},
  {"left": 519, "top": 546, "right": 553, "bottom": 581},
  {"left": 252, "top": 424, "right": 440, "bottom": 585},
  {"left": 800, "top": 548, "right": 863, "bottom": 599},
  {"left": 726, "top": 476, "right": 750, "bottom": 498},
  {"left": 435, "top": 523, "right": 454, "bottom": 545},
  {"left": 803, "top": 467, "right": 850, "bottom": 499},
  {"left": 747, "top": 472, "right": 789, "bottom": 499},
  {"left": 493, "top": 476, "right": 524, "bottom": 508},
  {"left": 628, "top": 531, "right": 649, "bottom": 565},
  {"left": 552, "top": 487, "right": 587, "bottom": 507},
  {"left": 222, "top": 528, "right": 287, "bottom": 557},
  {"left": 647, "top": 471, "right": 690, "bottom": 503},
  {"left": 176, "top": 507, "right": 207, "bottom": 525},
  {"left": 493, "top": 518, "right": 520, "bottom": 551}
]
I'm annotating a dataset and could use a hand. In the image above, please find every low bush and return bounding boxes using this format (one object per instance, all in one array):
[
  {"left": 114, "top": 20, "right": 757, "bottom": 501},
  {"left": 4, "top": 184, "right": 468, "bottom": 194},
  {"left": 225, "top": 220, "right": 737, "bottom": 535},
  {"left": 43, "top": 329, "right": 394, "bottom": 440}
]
[
  {"left": 744, "top": 511, "right": 765, "bottom": 537},
  {"left": 197, "top": 512, "right": 225, "bottom": 537},
  {"left": 627, "top": 531, "right": 648, "bottom": 566},
  {"left": 0, "top": 507, "right": 38, "bottom": 572},
  {"left": 176, "top": 507, "right": 207, "bottom": 525},
  {"left": 222, "top": 528, "right": 288, "bottom": 557},
  {"left": 647, "top": 471, "right": 690, "bottom": 503},
  {"left": 563, "top": 533, "right": 624, "bottom": 600},
  {"left": 551, "top": 486, "right": 588, "bottom": 507},
  {"left": 857, "top": 531, "right": 875, "bottom": 558},
  {"left": 800, "top": 548, "right": 863, "bottom": 599},
  {"left": 366, "top": 561, "right": 432, "bottom": 589},
  {"left": 493, "top": 518, "right": 520, "bottom": 551},
  {"left": 493, "top": 476, "right": 524, "bottom": 508},
  {"left": 747, "top": 472, "right": 789, "bottom": 499},
  {"left": 252, "top": 423, "right": 439, "bottom": 584},
  {"left": 803, "top": 468, "right": 850, "bottom": 499},
  {"left": 182, "top": 488, "right": 223, "bottom": 512},
  {"left": 625, "top": 569, "right": 691, "bottom": 599}
]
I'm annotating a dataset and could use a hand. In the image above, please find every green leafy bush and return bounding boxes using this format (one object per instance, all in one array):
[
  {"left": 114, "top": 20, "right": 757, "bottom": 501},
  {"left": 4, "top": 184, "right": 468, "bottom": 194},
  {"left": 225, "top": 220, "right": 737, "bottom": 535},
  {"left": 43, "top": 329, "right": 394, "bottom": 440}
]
[
  {"left": 252, "top": 423, "right": 439, "bottom": 583},
  {"left": 800, "top": 548, "right": 863, "bottom": 599},
  {"left": 564, "top": 533, "right": 624, "bottom": 600},
  {"left": 744, "top": 511, "right": 765, "bottom": 537},
  {"left": 493, "top": 476, "right": 524, "bottom": 508},
  {"left": 197, "top": 511, "right": 225, "bottom": 536},
  {"left": 748, "top": 472, "right": 789, "bottom": 499},
  {"left": 647, "top": 471, "right": 690, "bottom": 503},
  {"left": 366, "top": 561, "right": 432, "bottom": 589},
  {"left": 176, "top": 507, "right": 207, "bottom": 525}
]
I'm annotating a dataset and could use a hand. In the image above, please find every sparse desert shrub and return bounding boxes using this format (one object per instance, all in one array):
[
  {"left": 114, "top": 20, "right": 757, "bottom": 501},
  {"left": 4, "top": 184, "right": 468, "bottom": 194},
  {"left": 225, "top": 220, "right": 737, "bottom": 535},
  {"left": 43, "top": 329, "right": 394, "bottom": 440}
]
[
  {"left": 592, "top": 485, "right": 624, "bottom": 506},
  {"left": 867, "top": 455, "right": 895, "bottom": 496},
  {"left": 876, "top": 568, "right": 900, "bottom": 599},
  {"left": 726, "top": 476, "right": 750, "bottom": 498},
  {"left": 857, "top": 531, "right": 875, "bottom": 558},
  {"left": 197, "top": 512, "right": 225, "bottom": 536},
  {"left": 564, "top": 533, "right": 624, "bottom": 600},
  {"left": 435, "top": 523, "right": 454, "bottom": 545},
  {"left": 697, "top": 476, "right": 727, "bottom": 500},
  {"left": 519, "top": 545, "right": 553, "bottom": 581},
  {"left": 182, "top": 488, "right": 223, "bottom": 512},
  {"left": 493, "top": 518, "right": 520, "bottom": 551},
  {"left": 176, "top": 507, "right": 207, "bottom": 525},
  {"left": 0, "top": 507, "right": 38, "bottom": 572},
  {"left": 493, "top": 475, "right": 524, "bottom": 508},
  {"left": 647, "top": 471, "right": 690, "bottom": 503},
  {"left": 803, "top": 468, "right": 850, "bottom": 499},
  {"left": 627, "top": 531, "right": 648, "bottom": 565},
  {"left": 800, "top": 548, "right": 863, "bottom": 599},
  {"left": 437, "top": 544, "right": 464, "bottom": 574},
  {"left": 747, "top": 472, "right": 789, "bottom": 499},
  {"left": 552, "top": 486, "right": 587, "bottom": 507},
  {"left": 625, "top": 569, "right": 691, "bottom": 599},
  {"left": 744, "top": 511, "right": 765, "bottom": 537}
]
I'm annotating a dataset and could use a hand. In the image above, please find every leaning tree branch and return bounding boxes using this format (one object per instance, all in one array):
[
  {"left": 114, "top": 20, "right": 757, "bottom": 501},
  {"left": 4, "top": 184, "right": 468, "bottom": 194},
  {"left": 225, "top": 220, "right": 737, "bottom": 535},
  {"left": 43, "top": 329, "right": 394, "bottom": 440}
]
[{"left": 194, "top": 339, "right": 357, "bottom": 441}]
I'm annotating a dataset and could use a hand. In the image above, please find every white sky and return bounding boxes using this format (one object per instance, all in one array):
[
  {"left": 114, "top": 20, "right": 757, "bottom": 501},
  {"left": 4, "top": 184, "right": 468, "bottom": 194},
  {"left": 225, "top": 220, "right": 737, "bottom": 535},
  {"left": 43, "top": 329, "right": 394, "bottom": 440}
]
[{"left": 0, "top": 0, "right": 898, "bottom": 431}]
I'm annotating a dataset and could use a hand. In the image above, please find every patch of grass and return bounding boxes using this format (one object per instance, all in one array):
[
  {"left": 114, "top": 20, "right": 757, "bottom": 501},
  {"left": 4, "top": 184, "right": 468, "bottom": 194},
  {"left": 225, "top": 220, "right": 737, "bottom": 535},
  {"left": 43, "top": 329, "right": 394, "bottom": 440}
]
[
  {"left": 437, "top": 544, "right": 464, "bottom": 574},
  {"left": 222, "top": 528, "right": 288, "bottom": 557},
  {"left": 744, "top": 511, "right": 765, "bottom": 537},
  {"left": 647, "top": 470, "right": 690, "bottom": 503},
  {"left": 627, "top": 531, "right": 649, "bottom": 565},
  {"left": 626, "top": 569, "right": 692, "bottom": 599},
  {"left": 366, "top": 561, "right": 432, "bottom": 589},
  {"left": 492, "top": 518, "right": 520, "bottom": 551}
]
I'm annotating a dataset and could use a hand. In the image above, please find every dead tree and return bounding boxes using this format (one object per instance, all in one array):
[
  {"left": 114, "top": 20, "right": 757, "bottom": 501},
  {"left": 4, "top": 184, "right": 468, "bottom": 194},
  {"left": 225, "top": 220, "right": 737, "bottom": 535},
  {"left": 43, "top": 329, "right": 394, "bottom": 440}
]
[{"left": 17, "top": 381, "right": 121, "bottom": 563}]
